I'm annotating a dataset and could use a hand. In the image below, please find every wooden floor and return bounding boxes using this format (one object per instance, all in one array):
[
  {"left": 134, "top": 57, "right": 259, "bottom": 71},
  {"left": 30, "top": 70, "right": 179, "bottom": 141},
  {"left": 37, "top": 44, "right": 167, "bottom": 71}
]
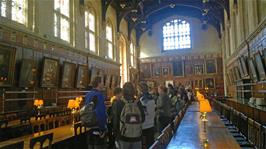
[{"left": 167, "top": 102, "right": 240, "bottom": 149}]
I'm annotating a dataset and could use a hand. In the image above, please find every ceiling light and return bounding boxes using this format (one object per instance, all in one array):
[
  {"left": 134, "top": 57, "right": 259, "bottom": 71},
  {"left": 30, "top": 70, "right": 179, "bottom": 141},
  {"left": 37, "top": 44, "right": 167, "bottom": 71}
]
[
  {"left": 131, "top": 9, "right": 138, "bottom": 13},
  {"left": 132, "top": 16, "right": 138, "bottom": 22},
  {"left": 169, "top": 3, "right": 175, "bottom": 8},
  {"left": 141, "top": 20, "right": 146, "bottom": 24},
  {"left": 120, "top": 3, "right": 126, "bottom": 8}
]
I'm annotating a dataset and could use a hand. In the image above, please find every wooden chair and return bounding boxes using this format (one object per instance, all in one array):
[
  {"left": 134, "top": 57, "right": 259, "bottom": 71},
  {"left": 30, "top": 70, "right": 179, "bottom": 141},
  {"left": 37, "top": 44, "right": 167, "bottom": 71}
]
[
  {"left": 253, "top": 120, "right": 261, "bottom": 148},
  {"left": 46, "top": 118, "right": 55, "bottom": 130},
  {"left": 149, "top": 140, "right": 161, "bottom": 149},
  {"left": 248, "top": 118, "right": 255, "bottom": 145},
  {"left": 74, "top": 122, "right": 87, "bottom": 136},
  {"left": 31, "top": 119, "right": 47, "bottom": 133},
  {"left": 0, "top": 141, "right": 24, "bottom": 149},
  {"left": 0, "top": 119, "right": 8, "bottom": 128},
  {"left": 29, "top": 133, "right": 53, "bottom": 149},
  {"left": 260, "top": 125, "right": 266, "bottom": 149}
]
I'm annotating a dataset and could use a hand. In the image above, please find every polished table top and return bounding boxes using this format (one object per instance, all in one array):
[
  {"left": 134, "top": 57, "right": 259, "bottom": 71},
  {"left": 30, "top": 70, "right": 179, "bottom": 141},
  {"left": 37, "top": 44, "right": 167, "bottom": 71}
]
[
  {"left": 0, "top": 124, "right": 85, "bottom": 148},
  {"left": 167, "top": 102, "right": 240, "bottom": 149}
]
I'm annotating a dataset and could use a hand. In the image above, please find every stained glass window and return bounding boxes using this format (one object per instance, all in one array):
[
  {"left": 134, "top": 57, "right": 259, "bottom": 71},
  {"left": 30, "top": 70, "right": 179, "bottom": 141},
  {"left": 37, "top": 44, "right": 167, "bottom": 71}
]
[{"left": 163, "top": 19, "right": 191, "bottom": 50}]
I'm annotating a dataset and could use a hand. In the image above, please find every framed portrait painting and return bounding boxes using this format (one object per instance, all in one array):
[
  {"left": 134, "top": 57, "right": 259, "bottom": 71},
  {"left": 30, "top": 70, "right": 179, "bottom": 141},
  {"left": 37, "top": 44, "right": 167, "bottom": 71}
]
[
  {"left": 248, "top": 58, "right": 258, "bottom": 82},
  {"left": 237, "top": 58, "right": 244, "bottom": 78},
  {"left": 172, "top": 60, "right": 184, "bottom": 76},
  {"left": 206, "top": 59, "right": 217, "bottom": 74},
  {"left": 41, "top": 57, "right": 59, "bottom": 88},
  {"left": 76, "top": 65, "right": 88, "bottom": 89},
  {"left": 205, "top": 78, "right": 215, "bottom": 89},
  {"left": 162, "top": 67, "right": 169, "bottom": 76},
  {"left": 19, "top": 59, "right": 37, "bottom": 88},
  {"left": 254, "top": 52, "right": 266, "bottom": 81},
  {"left": 240, "top": 56, "right": 249, "bottom": 77},
  {"left": 140, "top": 63, "right": 151, "bottom": 78},
  {"left": 153, "top": 66, "right": 161, "bottom": 77},
  {"left": 89, "top": 67, "right": 99, "bottom": 85},
  {"left": 194, "top": 64, "right": 204, "bottom": 75},
  {"left": 61, "top": 62, "right": 76, "bottom": 88},
  {"left": 0, "top": 45, "right": 16, "bottom": 87},
  {"left": 184, "top": 61, "right": 193, "bottom": 76}
]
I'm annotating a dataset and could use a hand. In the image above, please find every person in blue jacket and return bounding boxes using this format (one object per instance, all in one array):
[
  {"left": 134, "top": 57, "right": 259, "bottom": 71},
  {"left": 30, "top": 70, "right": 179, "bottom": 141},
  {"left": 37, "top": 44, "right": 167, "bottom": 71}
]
[{"left": 86, "top": 76, "right": 107, "bottom": 149}]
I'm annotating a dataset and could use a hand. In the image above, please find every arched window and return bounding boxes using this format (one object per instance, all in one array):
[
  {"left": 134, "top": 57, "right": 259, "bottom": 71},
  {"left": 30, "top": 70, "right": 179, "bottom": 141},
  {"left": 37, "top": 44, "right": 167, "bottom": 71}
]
[
  {"left": 0, "top": 0, "right": 27, "bottom": 24},
  {"left": 163, "top": 19, "right": 191, "bottom": 50},
  {"left": 54, "top": 0, "right": 70, "bottom": 42},
  {"left": 106, "top": 22, "right": 114, "bottom": 59},
  {"left": 130, "top": 42, "right": 136, "bottom": 68},
  {"left": 85, "top": 10, "right": 96, "bottom": 52}
]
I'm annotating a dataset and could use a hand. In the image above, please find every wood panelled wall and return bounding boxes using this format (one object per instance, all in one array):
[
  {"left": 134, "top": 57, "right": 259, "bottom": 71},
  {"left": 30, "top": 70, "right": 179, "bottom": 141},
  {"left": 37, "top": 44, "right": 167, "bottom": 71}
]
[
  {"left": 140, "top": 53, "right": 224, "bottom": 95},
  {"left": 226, "top": 20, "right": 266, "bottom": 101},
  {"left": 0, "top": 26, "right": 120, "bottom": 113}
]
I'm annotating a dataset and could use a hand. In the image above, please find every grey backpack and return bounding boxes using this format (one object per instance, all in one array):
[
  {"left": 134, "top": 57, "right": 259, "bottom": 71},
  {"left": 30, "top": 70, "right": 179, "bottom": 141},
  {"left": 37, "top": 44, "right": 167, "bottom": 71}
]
[{"left": 119, "top": 99, "right": 142, "bottom": 138}]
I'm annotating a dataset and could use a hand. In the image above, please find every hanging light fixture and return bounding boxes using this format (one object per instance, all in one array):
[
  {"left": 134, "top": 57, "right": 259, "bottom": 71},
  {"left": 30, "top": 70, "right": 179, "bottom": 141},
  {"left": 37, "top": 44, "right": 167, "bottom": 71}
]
[
  {"left": 169, "top": 3, "right": 175, "bottom": 8},
  {"left": 120, "top": 1, "right": 126, "bottom": 8},
  {"left": 131, "top": 9, "right": 138, "bottom": 22}
]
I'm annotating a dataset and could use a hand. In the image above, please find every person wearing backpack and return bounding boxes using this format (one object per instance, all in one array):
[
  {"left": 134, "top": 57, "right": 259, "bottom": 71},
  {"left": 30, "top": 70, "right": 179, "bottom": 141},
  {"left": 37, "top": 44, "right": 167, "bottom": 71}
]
[
  {"left": 138, "top": 82, "right": 156, "bottom": 148},
  {"left": 156, "top": 85, "right": 171, "bottom": 132},
  {"left": 112, "top": 82, "right": 145, "bottom": 149},
  {"left": 84, "top": 76, "right": 107, "bottom": 149}
]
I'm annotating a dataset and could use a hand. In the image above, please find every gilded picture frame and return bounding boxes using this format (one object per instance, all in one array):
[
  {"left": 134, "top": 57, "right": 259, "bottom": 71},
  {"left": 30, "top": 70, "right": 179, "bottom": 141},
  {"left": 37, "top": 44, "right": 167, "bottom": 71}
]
[
  {"left": 61, "top": 62, "right": 76, "bottom": 88},
  {"left": 205, "top": 78, "right": 215, "bottom": 89},
  {"left": 0, "top": 45, "right": 16, "bottom": 87},
  {"left": 248, "top": 58, "right": 258, "bottom": 82},
  {"left": 76, "top": 65, "right": 88, "bottom": 89},
  {"left": 205, "top": 59, "right": 217, "bottom": 74},
  {"left": 254, "top": 52, "right": 266, "bottom": 81},
  {"left": 162, "top": 67, "right": 169, "bottom": 76},
  {"left": 41, "top": 57, "right": 59, "bottom": 88},
  {"left": 19, "top": 59, "right": 37, "bottom": 88}
]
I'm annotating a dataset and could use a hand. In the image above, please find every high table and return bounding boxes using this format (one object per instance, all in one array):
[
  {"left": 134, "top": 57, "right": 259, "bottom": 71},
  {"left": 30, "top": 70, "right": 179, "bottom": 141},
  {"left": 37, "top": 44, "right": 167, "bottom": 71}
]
[
  {"left": 0, "top": 124, "right": 88, "bottom": 149},
  {"left": 167, "top": 102, "right": 240, "bottom": 149}
]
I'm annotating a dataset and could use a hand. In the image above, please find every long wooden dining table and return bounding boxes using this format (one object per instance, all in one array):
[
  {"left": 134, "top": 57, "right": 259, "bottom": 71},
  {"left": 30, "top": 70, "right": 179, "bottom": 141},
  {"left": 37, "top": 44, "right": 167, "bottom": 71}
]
[
  {"left": 0, "top": 124, "right": 88, "bottom": 149},
  {"left": 167, "top": 102, "right": 241, "bottom": 149}
]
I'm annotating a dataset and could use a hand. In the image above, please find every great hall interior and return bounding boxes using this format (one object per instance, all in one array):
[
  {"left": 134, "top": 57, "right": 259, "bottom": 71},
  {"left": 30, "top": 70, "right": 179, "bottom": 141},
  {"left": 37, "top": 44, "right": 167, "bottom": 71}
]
[{"left": 0, "top": 0, "right": 266, "bottom": 149}]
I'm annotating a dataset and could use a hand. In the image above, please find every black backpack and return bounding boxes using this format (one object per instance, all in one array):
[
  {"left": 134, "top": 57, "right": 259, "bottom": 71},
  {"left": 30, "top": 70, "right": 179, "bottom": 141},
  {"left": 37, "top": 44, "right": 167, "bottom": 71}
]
[{"left": 80, "top": 96, "right": 98, "bottom": 127}]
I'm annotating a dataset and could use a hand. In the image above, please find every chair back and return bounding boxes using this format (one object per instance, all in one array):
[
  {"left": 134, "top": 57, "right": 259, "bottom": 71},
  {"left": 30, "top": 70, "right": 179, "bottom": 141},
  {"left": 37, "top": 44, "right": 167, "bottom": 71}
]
[
  {"left": 0, "top": 141, "right": 24, "bottom": 149},
  {"left": 248, "top": 118, "right": 255, "bottom": 144},
  {"left": 261, "top": 125, "right": 266, "bottom": 149},
  {"left": 74, "top": 122, "right": 87, "bottom": 136},
  {"left": 238, "top": 113, "right": 248, "bottom": 138},
  {"left": 253, "top": 120, "right": 261, "bottom": 148},
  {"left": 149, "top": 140, "right": 161, "bottom": 149},
  {"left": 29, "top": 133, "right": 53, "bottom": 149}
]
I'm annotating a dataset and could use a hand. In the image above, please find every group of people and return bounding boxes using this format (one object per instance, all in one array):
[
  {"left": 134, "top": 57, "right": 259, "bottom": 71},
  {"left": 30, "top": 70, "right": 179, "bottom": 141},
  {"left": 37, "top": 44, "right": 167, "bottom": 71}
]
[{"left": 84, "top": 76, "right": 192, "bottom": 149}]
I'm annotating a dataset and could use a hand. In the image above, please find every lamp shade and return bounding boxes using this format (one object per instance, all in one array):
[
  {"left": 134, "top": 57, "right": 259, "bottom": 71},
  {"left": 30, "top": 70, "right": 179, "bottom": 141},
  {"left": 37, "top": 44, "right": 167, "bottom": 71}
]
[
  {"left": 199, "top": 99, "right": 212, "bottom": 113},
  {"left": 34, "top": 99, "right": 44, "bottom": 107},
  {"left": 68, "top": 99, "right": 80, "bottom": 109},
  {"left": 75, "top": 96, "right": 83, "bottom": 104},
  {"left": 196, "top": 91, "right": 205, "bottom": 101}
]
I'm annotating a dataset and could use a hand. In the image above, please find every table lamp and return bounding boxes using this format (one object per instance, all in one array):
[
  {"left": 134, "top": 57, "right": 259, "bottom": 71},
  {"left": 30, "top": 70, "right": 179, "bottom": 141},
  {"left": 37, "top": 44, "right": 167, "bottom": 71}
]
[
  {"left": 34, "top": 99, "right": 44, "bottom": 115},
  {"left": 75, "top": 96, "right": 83, "bottom": 105},
  {"left": 199, "top": 98, "right": 212, "bottom": 148},
  {"left": 67, "top": 99, "right": 80, "bottom": 126}
]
